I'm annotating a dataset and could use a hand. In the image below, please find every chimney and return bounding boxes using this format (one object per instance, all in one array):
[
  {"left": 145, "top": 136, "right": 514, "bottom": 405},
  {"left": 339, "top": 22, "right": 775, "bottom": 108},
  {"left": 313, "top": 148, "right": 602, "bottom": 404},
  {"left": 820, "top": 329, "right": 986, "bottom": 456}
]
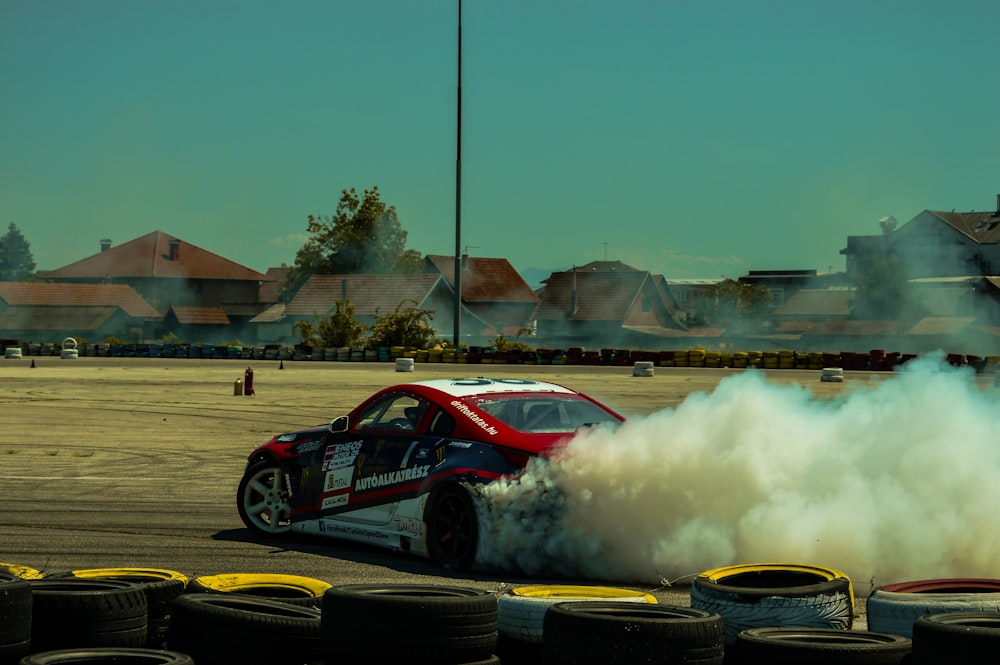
[
  {"left": 100, "top": 239, "right": 112, "bottom": 252},
  {"left": 168, "top": 238, "right": 180, "bottom": 261}
]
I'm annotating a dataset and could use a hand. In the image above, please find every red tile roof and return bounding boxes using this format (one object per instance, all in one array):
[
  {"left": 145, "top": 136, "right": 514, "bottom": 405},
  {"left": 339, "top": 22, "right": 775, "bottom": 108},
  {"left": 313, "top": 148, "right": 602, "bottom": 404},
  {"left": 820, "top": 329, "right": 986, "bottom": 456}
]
[
  {"left": 285, "top": 274, "right": 449, "bottom": 318},
  {"left": 0, "top": 305, "right": 122, "bottom": 332},
  {"left": 259, "top": 267, "right": 289, "bottom": 303},
  {"left": 169, "top": 306, "right": 231, "bottom": 325},
  {"left": 425, "top": 255, "right": 538, "bottom": 304},
  {"left": 0, "top": 282, "right": 160, "bottom": 318},
  {"left": 534, "top": 270, "right": 650, "bottom": 321},
  {"left": 42, "top": 231, "right": 269, "bottom": 281}
]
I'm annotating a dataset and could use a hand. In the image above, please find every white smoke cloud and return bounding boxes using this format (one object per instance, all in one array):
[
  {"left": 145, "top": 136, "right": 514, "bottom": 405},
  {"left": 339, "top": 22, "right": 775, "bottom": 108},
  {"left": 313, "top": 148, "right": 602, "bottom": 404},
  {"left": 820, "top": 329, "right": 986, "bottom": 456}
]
[{"left": 475, "top": 353, "right": 1000, "bottom": 589}]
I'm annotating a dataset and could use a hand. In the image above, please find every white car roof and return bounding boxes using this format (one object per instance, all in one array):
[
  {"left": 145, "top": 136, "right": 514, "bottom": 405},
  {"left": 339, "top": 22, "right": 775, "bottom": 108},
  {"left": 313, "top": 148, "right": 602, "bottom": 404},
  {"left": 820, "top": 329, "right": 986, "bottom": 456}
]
[{"left": 410, "top": 377, "right": 576, "bottom": 398}]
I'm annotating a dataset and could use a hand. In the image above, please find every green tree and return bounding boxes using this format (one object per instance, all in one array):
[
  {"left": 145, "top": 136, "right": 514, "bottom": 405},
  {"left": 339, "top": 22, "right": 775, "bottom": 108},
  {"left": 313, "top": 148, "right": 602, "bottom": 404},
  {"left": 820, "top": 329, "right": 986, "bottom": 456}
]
[
  {"left": 0, "top": 222, "right": 36, "bottom": 281},
  {"left": 700, "top": 278, "right": 772, "bottom": 333},
  {"left": 282, "top": 186, "right": 424, "bottom": 300},
  {"left": 293, "top": 299, "right": 367, "bottom": 348},
  {"left": 367, "top": 300, "right": 437, "bottom": 350}
]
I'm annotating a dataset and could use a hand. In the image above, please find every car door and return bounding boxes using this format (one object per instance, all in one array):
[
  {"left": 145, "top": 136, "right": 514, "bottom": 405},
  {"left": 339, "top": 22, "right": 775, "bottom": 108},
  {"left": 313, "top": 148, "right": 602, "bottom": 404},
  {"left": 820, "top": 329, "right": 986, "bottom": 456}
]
[{"left": 318, "top": 391, "right": 431, "bottom": 525}]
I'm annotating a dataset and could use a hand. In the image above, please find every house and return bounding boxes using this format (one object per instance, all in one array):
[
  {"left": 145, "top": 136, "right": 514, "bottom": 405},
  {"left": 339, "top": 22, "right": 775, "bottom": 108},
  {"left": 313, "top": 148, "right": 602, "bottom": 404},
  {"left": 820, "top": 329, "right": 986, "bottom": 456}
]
[
  {"left": 0, "top": 282, "right": 160, "bottom": 342},
  {"left": 254, "top": 273, "right": 492, "bottom": 345},
  {"left": 768, "top": 289, "right": 853, "bottom": 337},
  {"left": 40, "top": 231, "right": 272, "bottom": 343},
  {"left": 423, "top": 254, "right": 539, "bottom": 337},
  {"left": 739, "top": 269, "right": 844, "bottom": 309},
  {"left": 842, "top": 199, "right": 1000, "bottom": 281},
  {"left": 532, "top": 266, "right": 688, "bottom": 349}
]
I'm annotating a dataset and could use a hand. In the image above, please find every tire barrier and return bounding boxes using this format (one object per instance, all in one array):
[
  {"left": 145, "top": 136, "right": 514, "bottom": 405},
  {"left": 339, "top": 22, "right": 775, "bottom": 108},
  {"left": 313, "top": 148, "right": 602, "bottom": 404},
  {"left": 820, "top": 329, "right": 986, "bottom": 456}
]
[
  {"left": 320, "top": 584, "right": 498, "bottom": 664},
  {"left": 18, "top": 648, "right": 195, "bottom": 664},
  {"left": 910, "top": 611, "right": 1000, "bottom": 664},
  {"left": 167, "top": 593, "right": 322, "bottom": 665},
  {"left": 0, "top": 563, "right": 43, "bottom": 580},
  {"left": 496, "top": 585, "right": 657, "bottom": 664},
  {"left": 185, "top": 573, "right": 331, "bottom": 608},
  {"left": 542, "top": 601, "right": 725, "bottom": 665},
  {"left": 45, "top": 569, "right": 188, "bottom": 649},
  {"left": 0, "top": 572, "right": 32, "bottom": 664},
  {"left": 28, "top": 579, "right": 148, "bottom": 653},
  {"left": 730, "top": 627, "right": 912, "bottom": 664},
  {"left": 689, "top": 563, "right": 854, "bottom": 645},
  {"left": 866, "top": 578, "right": 1000, "bottom": 638}
]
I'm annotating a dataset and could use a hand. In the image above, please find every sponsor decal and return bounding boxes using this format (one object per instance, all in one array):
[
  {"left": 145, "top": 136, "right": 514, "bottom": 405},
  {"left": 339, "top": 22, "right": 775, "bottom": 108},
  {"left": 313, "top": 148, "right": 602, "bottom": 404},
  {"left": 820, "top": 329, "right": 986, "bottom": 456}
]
[
  {"left": 321, "top": 494, "right": 348, "bottom": 510},
  {"left": 293, "top": 440, "right": 322, "bottom": 453},
  {"left": 277, "top": 433, "right": 297, "bottom": 442},
  {"left": 324, "top": 466, "right": 354, "bottom": 492},
  {"left": 391, "top": 516, "right": 425, "bottom": 537},
  {"left": 449, "top": 400, "right": 499, "bottom": 436},
  {"left": 317, "top": 521, "right": 390, "bottom": 541},
  {"left": 354, "top": 465, "right": 430, "bottom": 492},
  {"left": 322, "top": 440, "right": 363, "bottom": 471},
  {"left": 448, "top": 442, "right": 472, "bottom": 448}
]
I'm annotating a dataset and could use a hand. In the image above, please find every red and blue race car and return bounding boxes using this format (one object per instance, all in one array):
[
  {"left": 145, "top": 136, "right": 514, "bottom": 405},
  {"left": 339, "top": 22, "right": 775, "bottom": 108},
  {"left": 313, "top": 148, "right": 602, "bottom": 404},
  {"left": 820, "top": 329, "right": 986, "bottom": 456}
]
[{"left": 237, "top": 377, "right": 624, "bottom": 568}]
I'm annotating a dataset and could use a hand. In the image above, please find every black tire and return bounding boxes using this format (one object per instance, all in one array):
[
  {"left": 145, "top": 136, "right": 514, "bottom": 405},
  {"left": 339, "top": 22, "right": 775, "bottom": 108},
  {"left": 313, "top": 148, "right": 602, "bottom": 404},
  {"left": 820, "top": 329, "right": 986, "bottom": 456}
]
[
  {"left": 321, "top": 584, "right": 498, "bottom": 664},
  {"left": 542, "top": 601, "right": 725, "bottom": 665},
  {"left": 46, "top": 569, "right": 187, "bottom": 649},
  {"left": 18, "top": 648, "right": 194, "bottom": 664},
  {"left": 911, "top": 611, "right": 1000, "bottom": 663},
  {"left": 185, "top": 572, "right": 331, "bottom": 609},
  {"left": 867, "top": 578, "right": 1000, "bottom": 638},
  {"left": 731, "top": 627, "right": 912, "bottom": 664},
  {"left": 0, "top": 572, "right": 32, "bottom": 663},
  {"left": 690, "top": 563, "right": 854, "bottom": 645},
  {"left": 28, "top": 579, "right": 148, "bottom": 653},
  {"left": 424, "top": 484, "right": 479, "bottom": 569},
  {"left": 167, "top": 592, "right": 322, "bottom": 665},
  {"left": 237, "top": 460, "right": 293, "bottom": 538}
]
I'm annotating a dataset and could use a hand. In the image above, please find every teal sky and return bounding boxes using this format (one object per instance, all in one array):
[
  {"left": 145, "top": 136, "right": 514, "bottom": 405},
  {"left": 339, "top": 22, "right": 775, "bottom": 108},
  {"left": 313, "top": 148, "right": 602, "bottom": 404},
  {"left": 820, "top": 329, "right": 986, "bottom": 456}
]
[{"left": 4, "top": 1, "right": 1000, "bottom": 279}]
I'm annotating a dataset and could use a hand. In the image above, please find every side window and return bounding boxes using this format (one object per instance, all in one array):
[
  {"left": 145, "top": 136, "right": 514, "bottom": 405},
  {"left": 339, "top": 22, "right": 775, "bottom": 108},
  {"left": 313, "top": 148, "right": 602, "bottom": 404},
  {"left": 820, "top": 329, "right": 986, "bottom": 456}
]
[
  {"left": 429, "top": 410, "right": 455, "bottom": 436},
  {"left": 356, "top": 394, "right": 427, "bottom": 431}
]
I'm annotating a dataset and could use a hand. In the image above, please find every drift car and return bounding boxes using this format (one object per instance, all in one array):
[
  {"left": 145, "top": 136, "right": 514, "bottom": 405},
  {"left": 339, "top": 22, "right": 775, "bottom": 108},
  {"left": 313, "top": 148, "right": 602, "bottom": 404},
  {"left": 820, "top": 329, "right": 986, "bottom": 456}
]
[{"left": 237, "top": 377, "right": 624, "bottom": 568}]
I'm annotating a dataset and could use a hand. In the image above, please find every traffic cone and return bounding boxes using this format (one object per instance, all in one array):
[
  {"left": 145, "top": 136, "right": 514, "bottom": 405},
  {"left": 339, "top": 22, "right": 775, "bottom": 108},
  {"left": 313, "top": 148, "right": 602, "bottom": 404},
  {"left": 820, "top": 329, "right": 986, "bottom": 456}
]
[
  {"left": 279, "top": 360, "right": 284, "bottom": 369},
  {"left": 31, "top": 359, "right": 36, "bottom": 368}
]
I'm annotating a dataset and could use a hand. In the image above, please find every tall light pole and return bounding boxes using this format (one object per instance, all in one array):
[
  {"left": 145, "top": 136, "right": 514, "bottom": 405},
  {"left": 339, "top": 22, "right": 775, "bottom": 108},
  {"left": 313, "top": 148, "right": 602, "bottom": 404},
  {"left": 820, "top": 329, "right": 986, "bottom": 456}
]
[{"left": 452, "top": 0, "right": 463, "bottom": 347}]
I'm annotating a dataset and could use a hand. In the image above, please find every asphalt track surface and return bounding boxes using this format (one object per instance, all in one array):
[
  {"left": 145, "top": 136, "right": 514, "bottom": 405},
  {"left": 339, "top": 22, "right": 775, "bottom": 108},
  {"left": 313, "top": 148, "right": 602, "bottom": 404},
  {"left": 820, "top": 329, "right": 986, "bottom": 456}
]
[{"left": 0, "top": 357, "right": 871, "bottom": 622}]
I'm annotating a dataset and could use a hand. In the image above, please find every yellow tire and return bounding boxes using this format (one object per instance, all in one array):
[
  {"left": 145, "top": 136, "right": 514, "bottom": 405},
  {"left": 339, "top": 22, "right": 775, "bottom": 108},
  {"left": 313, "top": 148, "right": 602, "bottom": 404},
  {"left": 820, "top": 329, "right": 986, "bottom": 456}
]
[{"left": 187, "top": 573, "right": 331, "bottom": 607}]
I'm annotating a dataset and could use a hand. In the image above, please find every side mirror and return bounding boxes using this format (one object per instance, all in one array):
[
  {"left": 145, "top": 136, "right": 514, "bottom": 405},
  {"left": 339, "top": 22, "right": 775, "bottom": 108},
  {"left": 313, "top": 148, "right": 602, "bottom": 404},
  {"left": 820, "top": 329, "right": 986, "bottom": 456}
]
[{"left": 329, "top": 415, "right": 349, "bottom": 433}]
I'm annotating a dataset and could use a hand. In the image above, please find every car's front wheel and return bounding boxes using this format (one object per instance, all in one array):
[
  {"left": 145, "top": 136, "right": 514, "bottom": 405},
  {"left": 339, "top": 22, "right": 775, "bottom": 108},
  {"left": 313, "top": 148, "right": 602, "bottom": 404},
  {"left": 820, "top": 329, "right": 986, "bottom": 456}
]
[
  {"left": 425, "top": 484, "right": 478, "bottom": 569},
  {"left": 237, "top": 461, "right": 292, "bottom": 537}
]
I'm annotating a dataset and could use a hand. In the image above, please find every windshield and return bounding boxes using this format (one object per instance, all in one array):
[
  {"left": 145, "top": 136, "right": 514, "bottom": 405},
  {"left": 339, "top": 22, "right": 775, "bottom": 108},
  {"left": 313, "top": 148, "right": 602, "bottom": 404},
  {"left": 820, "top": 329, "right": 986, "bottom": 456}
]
[{"left": 471, "top": 395, "right": 620, "bottom": 433}]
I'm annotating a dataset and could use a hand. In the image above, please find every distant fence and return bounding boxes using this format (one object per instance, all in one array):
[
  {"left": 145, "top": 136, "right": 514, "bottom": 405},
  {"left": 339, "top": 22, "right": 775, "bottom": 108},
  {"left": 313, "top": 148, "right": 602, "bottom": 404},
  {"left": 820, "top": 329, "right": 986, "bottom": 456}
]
[{"left": 5, "top": 341, "right": 999, "bottom": 373}]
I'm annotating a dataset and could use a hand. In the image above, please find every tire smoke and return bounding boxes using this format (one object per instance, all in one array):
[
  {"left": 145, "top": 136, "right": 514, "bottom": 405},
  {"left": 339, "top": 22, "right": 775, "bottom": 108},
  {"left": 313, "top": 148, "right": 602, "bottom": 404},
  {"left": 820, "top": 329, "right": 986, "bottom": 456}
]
[{"left": 475, "top": 353, "right": 1000, "bottom": 588}]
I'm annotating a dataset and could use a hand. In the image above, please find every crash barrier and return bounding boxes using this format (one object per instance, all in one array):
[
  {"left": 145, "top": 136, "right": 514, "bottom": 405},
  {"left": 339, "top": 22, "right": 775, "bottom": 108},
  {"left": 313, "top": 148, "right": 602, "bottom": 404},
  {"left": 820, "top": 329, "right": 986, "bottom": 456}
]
[
  {"left": 6, "top": 563, "right": 1000, "bottom": 663},
  {"left": 5, "top": 340, "right": 999, "bottom": 374}
]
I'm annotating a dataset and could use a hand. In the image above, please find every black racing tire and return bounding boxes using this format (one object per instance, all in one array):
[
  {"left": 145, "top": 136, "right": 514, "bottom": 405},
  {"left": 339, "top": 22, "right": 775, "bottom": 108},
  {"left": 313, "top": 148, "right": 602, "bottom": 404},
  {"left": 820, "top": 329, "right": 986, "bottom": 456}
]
[
  {"left": 0, "top": 572, "right": 32, "bottom": 663},
  {"left": 424, "top": 484, "right": 479, "bottom": 569},
  {"left": 866, "top": 578, "right": 1000, "bottom": 638},
  {"left": 18, "top": 648, "right": 195, "bottom": 664},
  {"left": 167, "top": 592, "right": 322, "bottom": 665},
  {"left": 186, "top": 573, "right": 331, "bottom": 608},
  {"left": 321, "top": 584, "right": 498, "bottom": 664},
  {"left": 730, "top": 627, "right": 912, "bottom": 664},
  {"left": 237, "top": 460, "right": 293, "bottom": 538},
  {"left": 46, "top": 568, "right": 188, "bottom": 649},
  {"left": 542, "top": 601, "right": 725, "bottom": 665},
  {"left": 28, "top": 579, "right": 148, "bottom": 652},
  {"left": 496, "top": 584, "right": 657, "bottom": 663},
  {"left": 690, "top": 563, "right": 854, "bottom": 645},
  {"left": 911, "top": 611, "right": 1000, "bottom": 663}
]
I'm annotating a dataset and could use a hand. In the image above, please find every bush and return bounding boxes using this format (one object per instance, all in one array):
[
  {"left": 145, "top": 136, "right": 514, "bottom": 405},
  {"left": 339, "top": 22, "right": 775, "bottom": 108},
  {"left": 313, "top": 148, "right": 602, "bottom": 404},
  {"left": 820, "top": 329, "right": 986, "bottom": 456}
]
[
  {"left": 294, "top": 299, "right": 367, "bottom": 349},
  {"left": 367, "top": 300, "right": 437, "bottom": 350}
]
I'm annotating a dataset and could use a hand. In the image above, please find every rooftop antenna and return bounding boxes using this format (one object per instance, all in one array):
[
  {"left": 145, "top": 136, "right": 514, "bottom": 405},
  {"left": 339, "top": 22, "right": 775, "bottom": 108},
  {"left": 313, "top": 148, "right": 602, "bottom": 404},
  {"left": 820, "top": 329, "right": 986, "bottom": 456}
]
[{"left": 603, "top": 241, "right": 609, "bottom": 261}]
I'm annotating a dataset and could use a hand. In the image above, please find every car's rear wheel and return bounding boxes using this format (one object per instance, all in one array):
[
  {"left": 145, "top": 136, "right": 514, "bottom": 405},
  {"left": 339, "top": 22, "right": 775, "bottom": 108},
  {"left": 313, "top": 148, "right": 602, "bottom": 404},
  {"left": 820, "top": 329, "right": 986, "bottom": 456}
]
[
  {"left": 425, "top": 484, "right": 478, "bottom": 568},
  {"left": 237, "top": 461, "right": 292, "bottom": 537}
]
